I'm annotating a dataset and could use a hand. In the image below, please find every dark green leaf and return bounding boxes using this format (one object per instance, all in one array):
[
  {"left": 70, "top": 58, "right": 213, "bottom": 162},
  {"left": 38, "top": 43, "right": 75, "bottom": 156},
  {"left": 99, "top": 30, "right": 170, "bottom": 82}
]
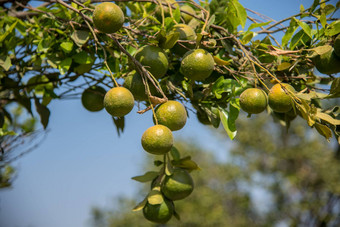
[
  {"left": 315, "top": 122, "right": 332, "bottom": 142},
  {"left": 71, "top": 30, "right": 89, "bottom": 46},
  {"left": 170, "top": 146, "right": 181, "bottom": 161},
  {"left": 277, "top": 62, "right": 292, "bottom": 71},
  {"left": 112, "top": 116, "right": 125, "bottom": 137},
  {"left": 60, "top": 41, "right": 73, "bottom": 53},
  {"left": 0, "top": 21, "right": 17, "bottom": 43},
  {"left": 330, "top": 78, "right": 340, "bottom": 96},
  {"left": 159, "top": 32, "right": 179, "bottom": 49},
  {"left": 34, "top": 98, "right": 50, "bottom": 129},
  {"left": 131, "top": 171, "right": 159, "bottom": 183},
  {"left": 282, "top": 18, "right": 298, "bottom": 47}
]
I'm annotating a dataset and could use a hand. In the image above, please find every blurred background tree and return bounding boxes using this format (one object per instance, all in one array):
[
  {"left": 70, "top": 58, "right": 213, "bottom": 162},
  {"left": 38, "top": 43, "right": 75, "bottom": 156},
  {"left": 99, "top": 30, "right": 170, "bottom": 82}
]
[{"left": 90, "top": 114, "right": 340, "bottom": 227}]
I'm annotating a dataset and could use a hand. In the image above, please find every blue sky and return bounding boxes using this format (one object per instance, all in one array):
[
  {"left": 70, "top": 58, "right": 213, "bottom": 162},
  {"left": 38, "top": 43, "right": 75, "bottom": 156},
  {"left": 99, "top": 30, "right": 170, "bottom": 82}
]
[{"left": 0, "top": 0, "right": 335, "bottom": 227}]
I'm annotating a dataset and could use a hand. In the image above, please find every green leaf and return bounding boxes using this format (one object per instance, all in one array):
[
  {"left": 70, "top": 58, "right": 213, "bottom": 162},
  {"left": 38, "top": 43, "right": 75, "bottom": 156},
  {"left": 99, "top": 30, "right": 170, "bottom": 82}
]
[
  {"left": 0, "top": 21, "right": 17, "bottom": 43},
  {"left": 316, "top": 110, "right": 340, "bottom": 125},
  {"left": 71, "top": 30, "right": 89, "bottom": 47},
  {"left": 35, "top": 98, "right": 50, "bottom": 129},
  {"left": 311, "top": 45, "right": 333, "bottom": 56},
  {"left": 213, "top": 56, "right": 231, "bottom": 66},
  {"left": 247, "top": 21, "right": 272, "bottom": 31},
  {"left": 325, "top": 20, "right": 340, "bottom": 37},
  {"left": 37, "top": 37, "right": 52, "bottom": 53},
  {"left": 207, "top": 15, "right": 216, "bottom": 29},
  {"left": 289, "top": 29, "right": 311, "bottom": 50},
  {"left": 132, "top": 197, "right": 147, "bottom": 211},
  {"left": 60, "top": 41, "right": 73, "bottom": 53},
  {"left": 112, "top": 116, "right": 125, "bottom": 137},
  {"left": 241, "top": 31, "right": 254, "bottom": 44},
  {"left": 294, "top": 18, "right": 312, "bottom": 38},
  {"left": 165, "top": 159, "right": 173, "bottom": 176},
  {"left": 58, "top": 58, "right": 72, "bottom": 75},
  {"left": 159, "top": 32, "right": 179, "bottom": 49},
  {"left": 309, "top": 0, "right": 320, "bottom": 13},
  {"left": 72, "top": 51, "right": 93, "bottom": 64},
  {"left": 219, "top": 105, "right": 238, "bottom": 140},
  {"left": 172, "top": 156, "right": 200, "bottom": 171},
  {"left": 277, "top": 62, "right": 292, "bottom": 71},
  {"left": 231, "top": 0, "right": 247, "bottom": 29},
  {"left": 0, "top": 129, "right": 16, "bottom": 136},
  {"left": 330, "top": 78, "right": 340, "bottom": 96},
  {"left": 0, "top": 55, "right": 12, "bottom": 71},
  {"left": 315, "top": 122, "right": 332, "bottom": 142},
  {"left": 282, "top": 18, "right": 298, "bottom": 47},
  {"left": 319, "top": 12, "right": 327, "bottom": 28},
  {"left": 173, "top": 7, "right": 181, "bottom": 23},
  {"left": 131, "top": 171, "right": 159, "bottom": 183},
  {"left": 170, "top": 147, "right": 180, "bottom": 161}
]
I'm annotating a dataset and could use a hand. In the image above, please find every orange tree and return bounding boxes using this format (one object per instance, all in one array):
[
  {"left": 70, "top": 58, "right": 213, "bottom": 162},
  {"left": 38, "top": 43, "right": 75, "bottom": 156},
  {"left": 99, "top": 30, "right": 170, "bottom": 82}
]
[{"left": 0, "top": 0, "right": 340, "bottom": 223}]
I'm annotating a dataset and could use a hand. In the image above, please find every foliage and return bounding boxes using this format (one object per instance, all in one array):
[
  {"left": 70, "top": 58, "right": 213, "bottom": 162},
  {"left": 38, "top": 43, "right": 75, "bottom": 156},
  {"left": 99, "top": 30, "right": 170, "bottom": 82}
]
[{"left": 90, "top": 116, "right": 340, "bottom": 226}]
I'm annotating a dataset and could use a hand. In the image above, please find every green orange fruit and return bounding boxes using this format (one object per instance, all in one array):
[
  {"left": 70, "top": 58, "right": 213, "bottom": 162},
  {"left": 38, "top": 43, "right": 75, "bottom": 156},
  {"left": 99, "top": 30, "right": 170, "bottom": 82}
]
[
  {"left": 135, "top": 45, "right": 169, "bottom": 79},
  {"left": 162, "top": 168, "right": 194, "bottom": 200},
  {"left": 93, "top": 2, "right": 124, "bottom": 33},
  {"left": 103, "top": 87, "right": 134, "bottom": 117},
  {"left": 154, "top": 101, "right": 187, "bottom": 131},
  {"left": 239, "top": 88, "right": 268, "bottom": 114},
  {"left": 143, "top": 196, "right": 173, "bottom": 224},
  {"left": 141, "top": 125, "right": 173, "bottom": 155},
  {"left": 312, "top": 48, "right": 340, "bottom": 75},
  {"left": 268, "top": 83, "right": 295, "bottom": 113},
  {"left": 180, "top": 49, "right": 214, "bottom": 81},
  {"left": 180, "top": 5, "right": 195, "bottom": 23},
  {"left": 172, "top": 24, "right": 196, "bottom": 56},
  {"left": 334, "top": 35, "right": 340, "bottom": 57},
  {"left": 81, "top": 86, "right": 106, "bottom": 112}
]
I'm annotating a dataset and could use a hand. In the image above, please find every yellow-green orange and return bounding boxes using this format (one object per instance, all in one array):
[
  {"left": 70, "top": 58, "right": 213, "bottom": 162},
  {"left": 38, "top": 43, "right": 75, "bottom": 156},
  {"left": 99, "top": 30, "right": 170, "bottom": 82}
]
[
  {"left": 313, "top": 48, "right": 340, "bottom": 75},
  {"left": 333, "top": 34, "right": 340, "bottom": 57},
  {"left": 180, "top": 5, "right": 195, "bottom": 23},
  {"left": 155, "top": 101, "right": 187, "bottom": 131},
  {"left": 141, "top": 125, "right": 173, "bottom": 155},
  {"left": 239, "top": 88, "right": 268, "bottom": 114},
  {"left": 268, "top": 83, "right": 295, "bottom": 113},
  {"left": 172, "top": 24, "right": 196, "bottom": 56},
  {"left": 143, "top": 197, "right": 173, "bottom": 224},
  {"left": 93, "top": 2, "right": 124, "bottom": 33},
  {"left": 162, "top": 168, "right": 194, "bottom": 200},
  {"left": 103, "top": 87, "right": 134, "bottom": 117},
  {"left": 81, "top": 86, "right": 106, "bottom": 112},
  {"left": 180, "top": 49, "right": 214, "bottom": 81},
  {"left": 123, "top": 72, "right": 160, "bottom": 101},
  {"left": 135, "top": 45, "right": 169, "bottom": 79}
]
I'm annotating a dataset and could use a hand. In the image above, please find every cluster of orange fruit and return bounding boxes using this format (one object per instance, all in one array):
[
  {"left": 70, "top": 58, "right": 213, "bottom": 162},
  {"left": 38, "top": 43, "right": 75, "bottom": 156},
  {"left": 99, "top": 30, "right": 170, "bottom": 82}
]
[
  {"left": 239, "top": 83, "right": 296, "bottom": 116},
  {"left": 82, "top": 2, "right": 199, "bottom": 223}
]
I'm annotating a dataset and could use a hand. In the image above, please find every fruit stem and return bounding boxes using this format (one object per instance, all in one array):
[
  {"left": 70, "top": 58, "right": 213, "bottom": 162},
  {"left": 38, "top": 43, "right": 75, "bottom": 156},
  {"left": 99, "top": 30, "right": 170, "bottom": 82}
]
[
  {"left": 104, "top": 61, "right": 119, "bottom": 87},
  {"left": 157, "top": 0, "right": 165, "bottom": 27}
]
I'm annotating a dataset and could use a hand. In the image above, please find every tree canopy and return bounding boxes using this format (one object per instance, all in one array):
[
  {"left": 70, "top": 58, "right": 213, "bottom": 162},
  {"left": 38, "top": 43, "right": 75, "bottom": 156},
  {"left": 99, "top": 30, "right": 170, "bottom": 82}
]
[{"left": 1, "top": 0, "right": 340, "bottom": 223}]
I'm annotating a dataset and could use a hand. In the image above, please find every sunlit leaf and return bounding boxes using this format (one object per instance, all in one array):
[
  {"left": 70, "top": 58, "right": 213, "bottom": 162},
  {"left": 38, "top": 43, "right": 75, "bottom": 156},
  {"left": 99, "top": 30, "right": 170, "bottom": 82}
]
[{"left": 132, "top": 171, "right": 159, "bottom": 183}]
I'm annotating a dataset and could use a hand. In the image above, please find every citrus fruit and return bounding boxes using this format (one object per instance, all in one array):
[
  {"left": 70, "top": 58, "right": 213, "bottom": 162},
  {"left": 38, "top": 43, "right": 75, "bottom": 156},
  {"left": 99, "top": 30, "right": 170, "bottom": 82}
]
[
  {"left": 172, "top": 24, "right": 196, "bottom": 56},
  {"left": 162, "top": 168, "right": 194, "bottom": 200},
  {"left": 103, "top": 87, "right": 134, "bottom": 117},
  {"left": 239, "top": 88, "right": 268, "bottom": 114},
  {"left": 141, "top": 125, "right": 173, "bottom": 155},
  {"left": 154, "top": 101, "right": 187, "bottom": 131},
  {"left": 333, "top": 34, "right": 340, "bottom": 57},
  {"left": 312, "top": 48, "right": 340, "bottom": 75},
  {"left": 155, "top": 0, "right": 179, "bottom": 21},
  {"left": 93, "top": 2, "right": 124, "bottom": 33},
  {"left": 143, "top": 196, "right": 173, "bottom": 224},
  {"left": 268, "top": 83, "right": 295, "bottom": 113},
  {"left": 180, "top": 4, "right": 195, "bottom": 24},
  {"left": 180, "top": 49, "right": 214, "bottom": 81},
  {"left": 123, "top": 72, "right": 160, "bottom": 101},
  {"left": 81, "top": 86, "right": 106, "bottom": 112},
  {"left": 135, "top": 45, "right": 169, "bottom": 79}
]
